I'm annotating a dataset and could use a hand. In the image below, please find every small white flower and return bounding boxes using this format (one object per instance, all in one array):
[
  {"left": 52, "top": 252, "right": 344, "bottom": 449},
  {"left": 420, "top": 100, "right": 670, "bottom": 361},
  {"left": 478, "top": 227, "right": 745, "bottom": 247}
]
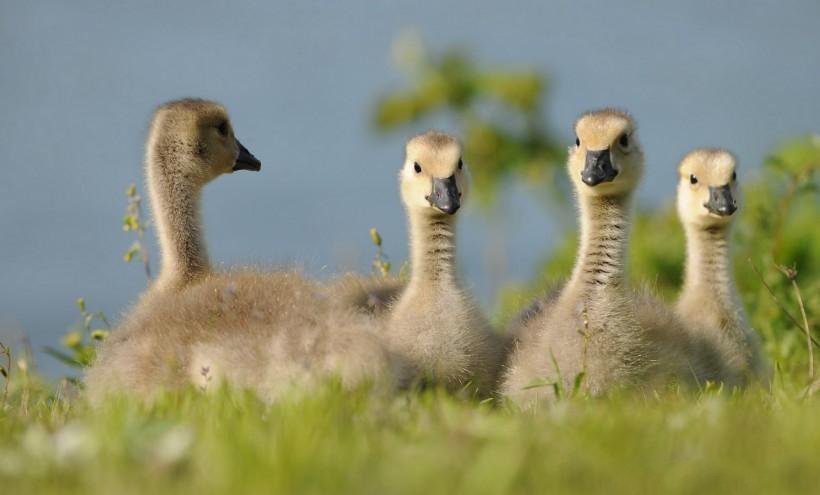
[
  {"left": 152, "top": 426, "right": 194, "bottom": 467},
  {"left": 666, "top": 412, "right": 688, "bottom": 431},
  {"left": 21, "top": 424, "right": 51, "bottom": 460},
  {"left": 54, "top": 423, "right": 97, "bottom": 466}
]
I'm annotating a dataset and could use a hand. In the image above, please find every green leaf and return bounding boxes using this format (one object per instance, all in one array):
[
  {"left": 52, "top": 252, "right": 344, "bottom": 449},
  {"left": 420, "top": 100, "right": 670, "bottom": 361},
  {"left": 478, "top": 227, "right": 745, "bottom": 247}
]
[
  {"left": 62, "top": 331, "right": 83, "bottom": 349},
  {"left": 521, "top": 378, "right": 554, "bottom": 390},
  {"left": 572, "top": 372, "right": 586, "bottom": 397},
  {"left": 369, "top": 228, "right": 382, "bottom": 247},
  {"left": 43, "top": 346, "right": 83, "bottom": 368}
]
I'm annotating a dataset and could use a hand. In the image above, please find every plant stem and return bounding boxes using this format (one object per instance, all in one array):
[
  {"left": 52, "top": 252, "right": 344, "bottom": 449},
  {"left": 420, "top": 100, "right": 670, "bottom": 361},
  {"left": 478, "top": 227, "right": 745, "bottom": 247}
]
[
  {"left": 748, "top": 258, "right": 820, "bottom": 349},
  {"left": 775, "top": 264, "right": 815, "bottom": 381},
  {"left": 793, "top": 280, "right": 814, "bottom": 380},
  {"left": 137, "top": 198, "right": 152, "bottom": 280},
  {"left": 0, "top": 341, "right": 10, "bottom": 407}
]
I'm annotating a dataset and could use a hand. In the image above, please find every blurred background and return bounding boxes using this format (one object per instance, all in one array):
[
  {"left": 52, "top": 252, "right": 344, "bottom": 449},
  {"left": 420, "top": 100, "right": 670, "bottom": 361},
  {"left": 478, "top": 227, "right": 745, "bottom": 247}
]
[{"left": 1, "top": 0, "right": 818, "bottom": 376}]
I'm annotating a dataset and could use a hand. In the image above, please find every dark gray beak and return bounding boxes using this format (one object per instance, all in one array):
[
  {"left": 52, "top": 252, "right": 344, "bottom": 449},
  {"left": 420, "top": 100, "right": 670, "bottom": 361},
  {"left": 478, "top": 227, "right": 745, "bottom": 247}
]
[
  {"left": 233, "top": 139, "right": 261, "bottom": 172},
  {"left": 581, "top": 148, "right": 618, "bottom": 186},
  {"left": 426, "top": 175, "right": 461, "bottom": 215},
  {"left": 704, "top": 184, "right": 737, "bottom": 216}
]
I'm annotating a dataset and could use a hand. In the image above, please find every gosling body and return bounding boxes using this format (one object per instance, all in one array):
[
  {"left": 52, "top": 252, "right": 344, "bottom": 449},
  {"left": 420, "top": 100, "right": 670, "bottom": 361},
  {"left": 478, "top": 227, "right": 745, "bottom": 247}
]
[
  {"left": 675, "top": 149, "right": 767, "bottom": 386},
  {"left": 503, "top": 110, "right": 721, "bottom": 406},
  {"left": 383, "top": 131, "right": 503, "bottom": 395},
  {"left": 86, "top": 99, "right": 393, "bottom": 403}
]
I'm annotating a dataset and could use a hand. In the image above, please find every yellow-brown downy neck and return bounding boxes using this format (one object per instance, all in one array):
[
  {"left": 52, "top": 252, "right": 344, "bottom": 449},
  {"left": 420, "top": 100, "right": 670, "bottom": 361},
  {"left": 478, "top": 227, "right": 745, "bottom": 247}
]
[
  {"left": 406, "top": 208, "right": 458, "bottom": 291},
  {"left": 146, "top": 144, "right": 210, "bottom": 291},
  {"left": 681, "top": 223, "right": 739, "bottom": 322},
  {"left": 567, "top": 192, "right": 633, "bottom": 292}
]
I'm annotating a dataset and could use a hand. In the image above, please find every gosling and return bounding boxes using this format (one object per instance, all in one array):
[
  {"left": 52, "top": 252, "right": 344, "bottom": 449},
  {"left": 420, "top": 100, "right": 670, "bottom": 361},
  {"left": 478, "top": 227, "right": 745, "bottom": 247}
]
[
  {"left": 675, "top": 148, "right": 767, "bottom": 386},
  {"left": 383, "top": 131, "right": 503, "bottom": 396},
  {"left": 502, "top": 109, "right": 721, "bottom": 407},
  {"left": 85, "top": 99, "right": 394, "bottom": 403}
]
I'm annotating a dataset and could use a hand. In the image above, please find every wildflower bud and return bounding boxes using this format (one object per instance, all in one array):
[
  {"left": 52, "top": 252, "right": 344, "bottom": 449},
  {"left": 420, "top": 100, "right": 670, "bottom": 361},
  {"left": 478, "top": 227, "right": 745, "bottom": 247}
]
[
  {"left": 91, "top": 330, "right": 109, "bottom": 341},
  {"left": 76, "top": 298, "right": 86, "bottom": 312},
  {"left": 370, "top": 228, "right": 382, "bottom": 247},
  {"left": 124, "top": 243, "right": 140, "bottom": 263},
  {"left": 123, "top": 215, "right": 139, "bottom": 232},
  {"left": 127, "top": 184, "right": 137, "bottom": 197},
  {"left": 62, "top": 331, "right": 83, "bottom": 349}
]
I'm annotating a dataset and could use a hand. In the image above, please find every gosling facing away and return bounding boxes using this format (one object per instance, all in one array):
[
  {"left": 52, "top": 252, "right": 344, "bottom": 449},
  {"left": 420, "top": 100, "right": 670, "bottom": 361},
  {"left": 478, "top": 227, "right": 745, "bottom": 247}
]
[
  {"left": 675, "top": 148, "right": 767, "bottom": 386},
  {"left": 502, "top": 110, "right": 723, "bottom": 407},
  {"left": 85, "top": 99, "right": 394, "bottom": 403}
]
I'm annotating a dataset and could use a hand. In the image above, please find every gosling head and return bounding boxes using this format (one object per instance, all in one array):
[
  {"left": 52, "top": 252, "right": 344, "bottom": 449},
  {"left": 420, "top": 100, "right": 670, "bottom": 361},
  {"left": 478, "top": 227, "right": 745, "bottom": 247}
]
[
  {"left": 677, "top": 148, "right": 739, "bottom": 229},
  {"left": 568, "top": 109, "right": 643, "bottom": 197},
  {"left": 400, "top": 131, "right": 468, "bottom": 216},
  {"left": 147, "top": 98, "right": 261, "bottom": 185}
]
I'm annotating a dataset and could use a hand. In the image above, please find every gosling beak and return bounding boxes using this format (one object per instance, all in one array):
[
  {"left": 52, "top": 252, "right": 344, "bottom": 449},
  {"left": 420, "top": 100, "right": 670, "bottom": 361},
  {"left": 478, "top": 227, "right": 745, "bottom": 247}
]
[
  {"left": 704, "top": 184, "right": 737, "bottom": 216},
  {"left": 233, "top": 139, "right": 262, "bottom": 172},
  {"left": 581, "top": 148, "right": 618, "bottom": 187},
  {"left": 426, "top": 175, "right": 461, "bottom": 215}
]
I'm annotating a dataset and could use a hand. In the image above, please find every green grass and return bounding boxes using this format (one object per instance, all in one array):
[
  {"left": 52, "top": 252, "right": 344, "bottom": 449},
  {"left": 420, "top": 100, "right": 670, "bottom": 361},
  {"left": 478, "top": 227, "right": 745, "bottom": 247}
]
[{"left": 2, "top": 374, "right": 820, "bottom": 494}]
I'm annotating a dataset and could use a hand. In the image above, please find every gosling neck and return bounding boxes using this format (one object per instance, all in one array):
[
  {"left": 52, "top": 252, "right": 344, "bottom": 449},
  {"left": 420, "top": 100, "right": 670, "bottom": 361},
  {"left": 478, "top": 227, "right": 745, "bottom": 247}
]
[
  {"left": 406, "top": 208, "right": 459, "bottom": 291},
  {"left": 681, "top": 223, "right": 738, "bottom": 314},
  {"left": 146, "top": 152, "right": 210, "bottom": 291},
  {"left": 568, "top": 192, "right": 633, "bottom": 292}
]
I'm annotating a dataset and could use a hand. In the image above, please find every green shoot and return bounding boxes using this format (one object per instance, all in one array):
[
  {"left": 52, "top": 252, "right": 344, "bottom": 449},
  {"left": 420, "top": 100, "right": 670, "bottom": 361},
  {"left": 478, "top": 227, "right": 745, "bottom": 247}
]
[{"left": 123, "top": 183, "right": 152, "bottom": 281}]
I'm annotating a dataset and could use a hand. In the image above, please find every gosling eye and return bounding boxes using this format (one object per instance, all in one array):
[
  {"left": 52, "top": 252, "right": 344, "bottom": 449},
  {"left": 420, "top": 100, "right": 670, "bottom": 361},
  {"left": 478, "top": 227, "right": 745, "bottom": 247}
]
[
  {"left": 458, "top": 158, "right": 463, "bottom": 170},
  {"left": 690, "top": 174, "right": 698, "bottom": 185},
  {"left": 413, "top": 162, "right": 422, "bottom": 174},
  {"left": 618, "top": 134, "right": 629, "bottom": 149},
  {"left": 216, "top": 121, "right": 229, "bottom": 136},
  {"left": 732, "top": 171, "right": 737, "bottom": 181},
  {"left": 575, "top": 137, "right": 580, "bottom": 147}
]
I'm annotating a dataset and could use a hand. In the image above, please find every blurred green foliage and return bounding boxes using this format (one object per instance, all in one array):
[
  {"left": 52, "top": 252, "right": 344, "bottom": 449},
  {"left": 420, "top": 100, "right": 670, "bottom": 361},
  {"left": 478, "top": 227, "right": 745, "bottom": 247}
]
[
  {"left": 735, "top": 136, "right": 819, "bottom": 369},
  {"left": 373, "top": 31, "right": 565, "bottom": 205}
]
